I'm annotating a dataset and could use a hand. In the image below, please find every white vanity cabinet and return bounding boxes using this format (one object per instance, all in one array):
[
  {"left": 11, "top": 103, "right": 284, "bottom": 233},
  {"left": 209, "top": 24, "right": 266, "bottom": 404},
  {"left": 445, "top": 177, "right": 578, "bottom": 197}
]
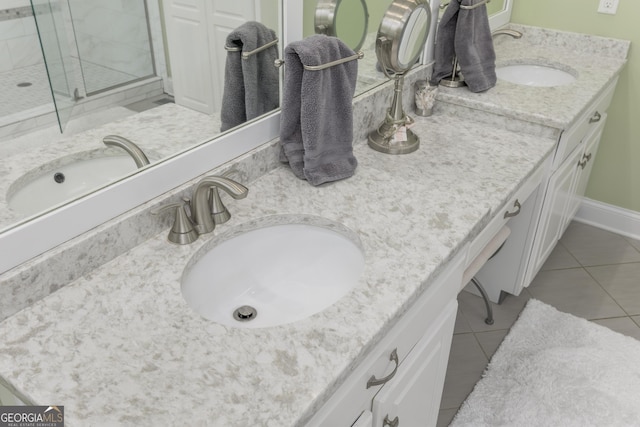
[
  {"left": 526, "top": 79, "right": 616, "bottom": 282},
  {"left": 305, "top": 251, "right": 466, "bottom": 427}
]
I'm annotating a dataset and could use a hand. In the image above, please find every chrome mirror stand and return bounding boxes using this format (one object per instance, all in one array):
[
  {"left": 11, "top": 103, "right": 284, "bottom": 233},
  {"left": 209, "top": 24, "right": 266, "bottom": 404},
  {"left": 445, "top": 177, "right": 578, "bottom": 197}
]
[{"left": 368, "top": 72, "right": 419, "bottom": 154}]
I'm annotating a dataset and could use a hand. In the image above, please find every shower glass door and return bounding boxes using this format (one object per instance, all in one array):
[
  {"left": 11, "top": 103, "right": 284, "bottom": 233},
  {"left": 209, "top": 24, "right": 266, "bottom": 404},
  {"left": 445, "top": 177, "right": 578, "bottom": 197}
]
[
  {"left": 67, "top": 0, "right": 155, "bottom": 95},
  {"left": 30, "top": 0, "right": 77, "bottom": 133}
]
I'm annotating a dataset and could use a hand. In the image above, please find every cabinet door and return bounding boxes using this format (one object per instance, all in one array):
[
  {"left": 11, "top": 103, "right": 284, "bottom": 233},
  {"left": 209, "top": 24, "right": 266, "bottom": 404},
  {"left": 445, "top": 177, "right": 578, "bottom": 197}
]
[
  {"left": 566, "top": 117, "right": 606, "bottom": 221},
  {"left": 530, "top": 144, "right": 584, "bottom": 276},
  {"left": 371, "top": 302, "right": 457, "bottom": 427}
]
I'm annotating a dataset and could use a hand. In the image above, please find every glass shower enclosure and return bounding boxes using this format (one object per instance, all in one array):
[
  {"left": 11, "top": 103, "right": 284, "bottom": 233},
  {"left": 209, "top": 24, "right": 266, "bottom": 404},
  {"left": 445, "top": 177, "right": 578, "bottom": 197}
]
[{"left": 29, "top": 0, "right": 155, "bottom": 133}]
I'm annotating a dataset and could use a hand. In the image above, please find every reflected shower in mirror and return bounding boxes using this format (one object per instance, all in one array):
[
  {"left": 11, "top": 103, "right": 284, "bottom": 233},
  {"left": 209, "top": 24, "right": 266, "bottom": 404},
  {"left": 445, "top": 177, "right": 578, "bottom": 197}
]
[{"left": 0, "top": 0, "right": 280, "bottom": 232}]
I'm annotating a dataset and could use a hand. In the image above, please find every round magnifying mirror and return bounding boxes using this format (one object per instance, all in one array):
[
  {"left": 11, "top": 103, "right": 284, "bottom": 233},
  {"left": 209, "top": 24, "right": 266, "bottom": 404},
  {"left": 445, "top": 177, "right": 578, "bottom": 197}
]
[
  {"left": 376, "top": 0, "right": 431, "bottom": 74},
  {"left": 368, "top": 0, "right": 432, "bottom": 155},
  {"left": 315, "top": 0, "right": 369, "bottom": 51}
]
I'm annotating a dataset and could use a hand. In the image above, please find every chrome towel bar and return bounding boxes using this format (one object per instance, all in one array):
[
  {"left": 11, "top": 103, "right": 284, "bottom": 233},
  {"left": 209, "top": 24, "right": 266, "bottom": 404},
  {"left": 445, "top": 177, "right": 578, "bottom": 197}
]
[
  {"left": 440, "top": 0, "right": 491, "bottom": 10},
  {"left": 274, "top": 50, "right": 364, "bottom": 71},
  {"left": 224, "top": 38, "right": 279, "bottom": 60}
]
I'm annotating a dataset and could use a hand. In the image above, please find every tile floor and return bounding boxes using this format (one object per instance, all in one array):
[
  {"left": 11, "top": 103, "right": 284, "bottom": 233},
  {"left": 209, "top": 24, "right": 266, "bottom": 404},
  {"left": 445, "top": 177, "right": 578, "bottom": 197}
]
[{"left": 437, "top": 220, "right": 640, "bottom": 426}]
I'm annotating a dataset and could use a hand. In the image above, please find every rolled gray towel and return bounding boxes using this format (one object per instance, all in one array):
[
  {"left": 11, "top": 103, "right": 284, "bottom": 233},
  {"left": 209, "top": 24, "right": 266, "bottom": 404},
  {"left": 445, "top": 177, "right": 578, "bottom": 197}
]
[
  {"left": 221, "top": 21, "right": 279, "bottom": 132},
  {"left": 280, "top": 35, "right": 358, "bottom": 186}
]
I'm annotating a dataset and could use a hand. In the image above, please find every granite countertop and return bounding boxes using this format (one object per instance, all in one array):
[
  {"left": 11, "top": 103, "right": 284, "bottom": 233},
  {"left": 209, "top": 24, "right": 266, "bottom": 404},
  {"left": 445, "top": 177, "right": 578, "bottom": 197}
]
[
  {"left": 0, "top": 113, "right": 557, "bottom": 426},
  {"left": 436, "top": 24, "right": 630, "bottom": 132}
]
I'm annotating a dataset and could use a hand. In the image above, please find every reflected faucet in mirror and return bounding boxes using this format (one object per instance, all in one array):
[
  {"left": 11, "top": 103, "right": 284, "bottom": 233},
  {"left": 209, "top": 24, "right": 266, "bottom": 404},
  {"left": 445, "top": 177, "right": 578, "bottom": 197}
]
[{"left": 102, "top": 135, "right": 151, "bottom": 169}]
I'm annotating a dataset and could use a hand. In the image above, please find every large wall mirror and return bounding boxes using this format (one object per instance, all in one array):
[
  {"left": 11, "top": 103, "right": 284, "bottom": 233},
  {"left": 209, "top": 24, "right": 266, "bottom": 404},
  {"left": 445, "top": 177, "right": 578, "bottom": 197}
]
[{"left": 0, "top": 0, "right": 512, "bottom": 273}]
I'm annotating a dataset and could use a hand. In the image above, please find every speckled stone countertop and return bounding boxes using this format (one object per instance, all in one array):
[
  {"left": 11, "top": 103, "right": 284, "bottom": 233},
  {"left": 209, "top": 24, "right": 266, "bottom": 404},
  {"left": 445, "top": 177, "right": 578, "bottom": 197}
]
[
  {"left": 0, "top": 113, "right": 557, "bottom": 426},
  {"left": 436, "top": 24, "right": 630, "bottom": 135}
]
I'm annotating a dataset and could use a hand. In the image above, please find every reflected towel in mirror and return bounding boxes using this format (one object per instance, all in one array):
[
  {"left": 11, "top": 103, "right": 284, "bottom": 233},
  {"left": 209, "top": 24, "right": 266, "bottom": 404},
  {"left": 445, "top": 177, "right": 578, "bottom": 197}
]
[
  {"left": 279, "top": 35, "right": 358, "bottom": 186},
  {"left": 221, "top": 21, "right": 280, "bottom": 132},
  {"left": 431, "top": 0, "right": 496, "bottom": 92}
]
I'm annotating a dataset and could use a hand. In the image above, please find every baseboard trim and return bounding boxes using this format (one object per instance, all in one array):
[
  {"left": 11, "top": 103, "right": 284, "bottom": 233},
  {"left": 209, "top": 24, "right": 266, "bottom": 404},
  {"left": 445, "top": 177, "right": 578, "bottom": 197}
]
[{"left": 574, "top": 198, "right": 640, "bottom": 241}]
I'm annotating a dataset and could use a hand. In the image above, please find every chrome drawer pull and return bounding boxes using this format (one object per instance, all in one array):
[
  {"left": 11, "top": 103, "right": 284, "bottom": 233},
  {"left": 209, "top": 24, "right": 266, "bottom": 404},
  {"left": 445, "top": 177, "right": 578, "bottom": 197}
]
[
  {"left": 578, "top": 158, "right": 588, "bottom": 169},
  {"left": 383, "top": 415, "right": 399, "bottom": 427},
  {"left": 503, "top": 199, "right": 521, "bottom": 219},
  {"left": 589, "top": 111, "right": 602, "bottom": 123},
  {"left": 366, "top": 348, "right": 399, "bottom": 388}
]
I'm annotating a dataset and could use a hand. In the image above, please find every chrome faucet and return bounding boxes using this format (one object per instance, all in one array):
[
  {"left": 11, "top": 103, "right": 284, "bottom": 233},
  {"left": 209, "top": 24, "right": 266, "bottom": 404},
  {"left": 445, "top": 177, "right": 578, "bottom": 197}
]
[
  {"left": 191, "top": 175, "right": 248, "bottom": 234},
  {"left": 103, "top": 135, "right": 150, "bottom": 168},
  {"left": 491, "top": 29, "right": 523, "bottom": 39}
]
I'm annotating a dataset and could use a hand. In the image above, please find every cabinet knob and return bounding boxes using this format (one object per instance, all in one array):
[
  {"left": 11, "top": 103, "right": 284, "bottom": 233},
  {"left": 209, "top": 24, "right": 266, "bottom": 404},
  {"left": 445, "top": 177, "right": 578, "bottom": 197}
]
[
  {"left": 503, "top": 199, "right": 521, "bottom": 219},
  {"left": 589, "top": 111, "right": 602, "bottom": 123},
  {"left": 383, "top": 415, "right": 399, "bottom": 427},
  {"left": 366, "top": 348, "right": 399, "bottom": 388}
]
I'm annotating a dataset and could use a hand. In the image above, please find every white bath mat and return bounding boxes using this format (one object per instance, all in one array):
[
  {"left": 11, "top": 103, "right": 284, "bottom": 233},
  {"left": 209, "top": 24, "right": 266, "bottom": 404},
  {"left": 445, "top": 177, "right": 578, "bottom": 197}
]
[{"left": 451, "top": 299, "right": 640, "bottom": 427}]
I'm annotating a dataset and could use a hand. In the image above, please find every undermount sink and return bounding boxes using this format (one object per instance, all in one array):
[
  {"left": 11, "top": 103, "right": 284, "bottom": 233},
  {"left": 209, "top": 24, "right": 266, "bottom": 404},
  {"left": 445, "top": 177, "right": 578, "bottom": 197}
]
[
  {"left": 7, "top": 154, "right": 138, "bottom": 216},
  {"left": 496, "top": 64, "right": 577, "bottom": 87},
  {"left": 181, "top": 217, "right": 365, "bottom": 328}
]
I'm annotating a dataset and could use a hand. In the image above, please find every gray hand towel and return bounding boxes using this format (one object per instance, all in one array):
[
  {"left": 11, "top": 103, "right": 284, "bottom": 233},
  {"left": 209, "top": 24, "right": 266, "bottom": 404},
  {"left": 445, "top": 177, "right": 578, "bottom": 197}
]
[
  {"left": 221, "top": 21, "right": 279, "bottom": 132},
  {"left": 279, "top": 35, "right": 358, "bottom": 186},
  {"left": 431, "top": 0, "right": 460, "bottom": 85},
  {"left": 430, "top": 0, "right": 496, "bottom": 93},
  {"left": 455, "top": 0, "right": 496, "bottom": 92}
]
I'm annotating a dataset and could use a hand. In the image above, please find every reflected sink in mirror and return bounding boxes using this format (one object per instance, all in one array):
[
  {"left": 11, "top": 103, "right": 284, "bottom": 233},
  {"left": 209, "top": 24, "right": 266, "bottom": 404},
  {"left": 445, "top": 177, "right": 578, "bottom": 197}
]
[
  {"left": 7, "top": 154, "right": 140, "bottom": 217},
  {"left": 496, "top": 64, "right": 577, "bottom": 87},
  {"left": 181, "top": 217, "right": 365, "bottom": 328}
]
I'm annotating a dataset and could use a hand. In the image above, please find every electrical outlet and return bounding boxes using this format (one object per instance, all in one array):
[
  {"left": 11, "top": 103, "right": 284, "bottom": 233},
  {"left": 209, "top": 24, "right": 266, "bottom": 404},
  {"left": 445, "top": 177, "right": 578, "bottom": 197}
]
[{"left": 598, "top": 0, "right": 619, "bottom": 15}]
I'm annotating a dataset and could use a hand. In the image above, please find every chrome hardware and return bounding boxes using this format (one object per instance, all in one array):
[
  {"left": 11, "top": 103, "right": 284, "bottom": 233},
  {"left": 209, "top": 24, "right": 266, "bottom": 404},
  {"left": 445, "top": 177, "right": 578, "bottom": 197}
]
[
  {"left": 589, "top": 111, "right": 602, "bottom": 123},
  {"left": 491, "top": 29, "right": 523, "bottom": 39},
  {"left": 152, "top": 200, "right": 198, "bottom": 245},
  {"left": 503, "top": 199, "right": 521, "bottom": 219},
  {"left": 578, "top": 152, "right": 592, "bottom": 170},
  {"left": 225, "top": 38, "right": 278, "bottom": 60},
  {"left": 103, "top": 135, "right": 150, "bottom": 168},
  {"left": 383, "top": 415, "right": 399, "bottom": 427},
  {"left": 440, "top": 0, "right": 491, "bottom": 10},
  {"left": 578, "top": 158, "right": 587, "bottom": 169},
  {"left": 191, "top": 175, "right": 248, "bottom": 235},
  {"left": 274, "top": 51, "right": 363, "bottom": 71},
  {"left": 367, "top": 348, "right": 399, "bottom": 388}
]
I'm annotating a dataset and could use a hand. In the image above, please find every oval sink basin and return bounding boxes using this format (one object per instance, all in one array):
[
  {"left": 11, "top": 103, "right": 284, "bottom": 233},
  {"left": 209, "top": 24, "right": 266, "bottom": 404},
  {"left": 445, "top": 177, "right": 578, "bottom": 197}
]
[
  {"left": 496, "top": 64, "right": 576, "bottom": 87},
  {"left": 181, "top": 220, "right": 365, "bottom": 328},
  {"left": 7, "top": 155, "right": 137, "bottom": 216}
]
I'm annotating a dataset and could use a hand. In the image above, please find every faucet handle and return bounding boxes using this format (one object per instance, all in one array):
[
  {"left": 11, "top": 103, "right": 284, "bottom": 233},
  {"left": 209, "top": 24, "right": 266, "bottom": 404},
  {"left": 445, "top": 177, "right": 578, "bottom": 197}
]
[{"left": 152, "top": 201, "right": 199, "bottom": 245}]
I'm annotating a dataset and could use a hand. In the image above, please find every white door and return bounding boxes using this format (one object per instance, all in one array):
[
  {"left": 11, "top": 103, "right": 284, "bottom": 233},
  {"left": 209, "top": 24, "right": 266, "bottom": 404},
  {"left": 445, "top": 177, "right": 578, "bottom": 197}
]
[
  {"left": 163, "top": 0, "right": 258, "bottom": 114},
  {"left": 207, "top": 1, "right": 260, "bottom": 113}
]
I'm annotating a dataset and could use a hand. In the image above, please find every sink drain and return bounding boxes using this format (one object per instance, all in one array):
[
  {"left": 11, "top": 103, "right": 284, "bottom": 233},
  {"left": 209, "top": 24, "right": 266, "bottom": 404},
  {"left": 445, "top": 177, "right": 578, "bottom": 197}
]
[{"left": 233, "top": 305, "right": 257, "bottom": 322}]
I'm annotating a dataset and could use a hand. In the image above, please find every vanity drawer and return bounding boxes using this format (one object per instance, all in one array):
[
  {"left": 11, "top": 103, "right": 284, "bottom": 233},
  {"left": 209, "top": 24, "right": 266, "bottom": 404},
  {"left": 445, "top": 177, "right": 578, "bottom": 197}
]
[
  {"left": 305, "top": 249, "right": 465, "bottom": 427},
  {"left": 465, "top": 155, "right": 549, "bottom": 279},
  {"left": 554, "top": 77, "right": 617, "bottom": 169}
]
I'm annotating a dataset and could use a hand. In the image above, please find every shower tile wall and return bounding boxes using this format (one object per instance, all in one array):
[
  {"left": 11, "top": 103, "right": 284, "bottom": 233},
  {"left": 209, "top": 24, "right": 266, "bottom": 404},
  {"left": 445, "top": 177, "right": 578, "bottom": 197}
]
[
  {"left": 67, "top": 0, "right": 155, "bottom": 94},
  {"left": 0, "top": 5, "right": 52, "bottom": 121}
]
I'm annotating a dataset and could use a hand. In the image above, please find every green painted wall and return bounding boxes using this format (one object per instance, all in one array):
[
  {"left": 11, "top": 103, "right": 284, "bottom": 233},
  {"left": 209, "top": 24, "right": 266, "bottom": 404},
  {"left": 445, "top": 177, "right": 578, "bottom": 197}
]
[{"left": 512, "top": 0, "right": 639, "bottom": 213}]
